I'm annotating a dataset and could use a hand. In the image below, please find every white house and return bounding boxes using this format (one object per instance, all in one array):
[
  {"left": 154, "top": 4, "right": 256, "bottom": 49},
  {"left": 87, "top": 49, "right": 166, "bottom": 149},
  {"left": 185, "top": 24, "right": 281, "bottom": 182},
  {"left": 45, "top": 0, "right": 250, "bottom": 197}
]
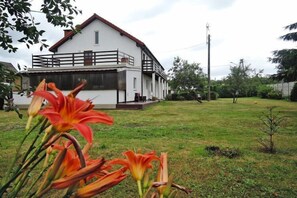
[{"left": 14, "top": 13, "right": 168, "bottom": 109}]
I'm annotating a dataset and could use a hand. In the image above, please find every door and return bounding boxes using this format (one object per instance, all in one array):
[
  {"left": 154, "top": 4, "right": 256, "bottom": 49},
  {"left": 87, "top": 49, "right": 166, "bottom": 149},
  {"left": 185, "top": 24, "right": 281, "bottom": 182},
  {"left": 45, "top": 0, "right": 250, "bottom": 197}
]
[{"left": 84, "top": 50, "right": 93, "bottom": 66}]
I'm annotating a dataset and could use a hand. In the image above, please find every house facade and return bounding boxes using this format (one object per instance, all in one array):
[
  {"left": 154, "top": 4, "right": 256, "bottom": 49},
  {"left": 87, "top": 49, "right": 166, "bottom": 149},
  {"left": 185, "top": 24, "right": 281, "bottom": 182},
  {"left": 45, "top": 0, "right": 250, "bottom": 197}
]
[{"left": 14, "top": 13, "right": 168, "bottom": 109}]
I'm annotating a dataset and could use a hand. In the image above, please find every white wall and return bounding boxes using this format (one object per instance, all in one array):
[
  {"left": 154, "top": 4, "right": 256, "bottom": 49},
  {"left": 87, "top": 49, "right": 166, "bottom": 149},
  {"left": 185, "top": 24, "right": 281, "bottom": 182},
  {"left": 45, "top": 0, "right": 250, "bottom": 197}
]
[
  {"left": 57, "top": 20, "right": 142, "bottom": 67},
  {"left": 126, "top": 69, "right": 141, "bottom": 101},
  {"left": 118, "top": 90, "right": 125, "bottom": 103},
  {"left": 143, "top": 75, "right": 152, "bottom": 100},
  {"left": 270, "top": 81, "right": 296, "bottom": 97},
  {"left": 13, "top": 90, "right": 118, "bottom": 109}
]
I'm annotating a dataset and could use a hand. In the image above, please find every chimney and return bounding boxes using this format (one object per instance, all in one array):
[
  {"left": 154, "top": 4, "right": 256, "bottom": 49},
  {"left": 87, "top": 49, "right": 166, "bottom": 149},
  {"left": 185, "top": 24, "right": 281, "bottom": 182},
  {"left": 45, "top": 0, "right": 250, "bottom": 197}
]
[{"left": 64, "top": 29, "right": 72, "bottom": 37}]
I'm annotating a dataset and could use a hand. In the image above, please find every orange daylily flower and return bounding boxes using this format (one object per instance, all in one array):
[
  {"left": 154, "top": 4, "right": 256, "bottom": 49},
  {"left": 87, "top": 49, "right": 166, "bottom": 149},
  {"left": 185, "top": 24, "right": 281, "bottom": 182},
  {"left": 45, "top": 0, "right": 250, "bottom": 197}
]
[
  {"left": 26, "top": 79, "right": 46, "bottom": 130},
  {"left": 74, "top": 168, "right": 127, "bottom": 198},
  {"left": 33, "top": 82, "right": 113, "bottom": 143},
  {"left": 110, "top": 150, "right": 159, "bottom": 181},
  {"left": 37, "top": 142, "right": 108, "bottom": 196},
  {"left": 51, "top": 158, "right": 106, "bottom": 189}
]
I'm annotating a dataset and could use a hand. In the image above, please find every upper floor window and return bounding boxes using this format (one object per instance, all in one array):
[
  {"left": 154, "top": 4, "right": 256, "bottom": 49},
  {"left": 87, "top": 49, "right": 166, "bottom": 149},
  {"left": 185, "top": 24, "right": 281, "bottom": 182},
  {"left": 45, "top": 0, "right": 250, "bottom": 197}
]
[
  {"left": 95, "top": 31, "right": 99, "bottom": 44},
  {"left": 133, "top": 77, "right": 137, "bottom": 90}
]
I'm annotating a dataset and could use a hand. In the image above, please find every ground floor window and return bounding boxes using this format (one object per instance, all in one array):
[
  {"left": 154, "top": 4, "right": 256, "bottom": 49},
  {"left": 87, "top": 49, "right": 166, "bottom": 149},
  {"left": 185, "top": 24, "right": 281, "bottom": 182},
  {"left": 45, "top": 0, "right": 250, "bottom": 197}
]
[{"left": 29, "top": 70, "right": 122, "bottom": 90}]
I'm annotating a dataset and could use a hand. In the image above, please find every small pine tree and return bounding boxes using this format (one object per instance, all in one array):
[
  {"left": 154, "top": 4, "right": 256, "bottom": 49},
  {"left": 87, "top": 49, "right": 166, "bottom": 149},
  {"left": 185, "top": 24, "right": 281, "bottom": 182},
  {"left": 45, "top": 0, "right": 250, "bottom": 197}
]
[
  {"left": 258, "top": 106, "right": 284, "bottom": 153},
  {"left": 290, "top": 82, "right": 297, "bottom": 101}
]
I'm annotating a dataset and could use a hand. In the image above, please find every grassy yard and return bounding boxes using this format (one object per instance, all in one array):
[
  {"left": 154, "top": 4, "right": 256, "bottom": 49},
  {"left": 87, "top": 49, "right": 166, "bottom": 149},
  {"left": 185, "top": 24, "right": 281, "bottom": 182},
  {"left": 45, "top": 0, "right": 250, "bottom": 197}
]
[{"left": 0, "top": 98, "right": 297, "bottom": 197}]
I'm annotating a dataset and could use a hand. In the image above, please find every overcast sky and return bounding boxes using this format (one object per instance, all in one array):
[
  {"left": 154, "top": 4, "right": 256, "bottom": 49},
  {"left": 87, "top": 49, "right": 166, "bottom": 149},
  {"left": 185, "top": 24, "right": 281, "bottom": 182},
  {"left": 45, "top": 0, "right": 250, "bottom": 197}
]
[{"left": 1, "top": 0, "right": 296, "bottom": 79}]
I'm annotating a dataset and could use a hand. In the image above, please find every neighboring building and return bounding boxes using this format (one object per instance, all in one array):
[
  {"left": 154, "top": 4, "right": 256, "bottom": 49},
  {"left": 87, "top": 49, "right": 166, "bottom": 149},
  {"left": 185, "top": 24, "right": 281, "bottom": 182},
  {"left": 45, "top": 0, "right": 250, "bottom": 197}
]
[{"left": 14, "top": 13, "right": 168, "bottom": 109}]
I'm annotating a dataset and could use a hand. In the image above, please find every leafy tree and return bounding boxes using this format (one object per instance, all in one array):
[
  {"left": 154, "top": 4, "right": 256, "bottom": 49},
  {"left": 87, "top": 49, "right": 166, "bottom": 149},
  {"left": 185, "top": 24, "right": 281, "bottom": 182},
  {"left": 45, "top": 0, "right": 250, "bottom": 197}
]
[
  {"left": 269, "top": 22, "right": 297, "bottom": 82},
  {"left": 0, "top": 0, "right": 81, "bottom": 52},
  {"left": 290, "top": 82, "right": 297, "bottom": 101},
  {"left": 168, "top": 57, "right": 206, "bottom": 93},
  {"left": 226, "top": 59, "right": 253, "bottom": 103},
  {"left": 0, "top": 63, "right": 22, "bottom": 118}
]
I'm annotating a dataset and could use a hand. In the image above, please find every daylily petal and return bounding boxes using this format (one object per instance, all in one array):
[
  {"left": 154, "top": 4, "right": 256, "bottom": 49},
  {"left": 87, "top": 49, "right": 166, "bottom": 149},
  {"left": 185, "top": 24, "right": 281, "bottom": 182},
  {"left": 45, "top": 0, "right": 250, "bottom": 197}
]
[
  {"left": 77, "top": 113, "right": 113, "bottom": 125},
  {"left": 52, "top": 158, "right": 105, "bottom": 189},
  {"left": 73, "top": 123, "right": 93, "bottom": 143},
  {"left": 75, "top": 168, "right": 127, "bottom": 198},
  {"left": 157, "top": 152, "right": 168, "bottom": 195},
  {"left": 33, "top": 90, "right": 57, "bottom": 109},
  {"left": 68, "top": 80, "right": 87, "bottom": 98}
]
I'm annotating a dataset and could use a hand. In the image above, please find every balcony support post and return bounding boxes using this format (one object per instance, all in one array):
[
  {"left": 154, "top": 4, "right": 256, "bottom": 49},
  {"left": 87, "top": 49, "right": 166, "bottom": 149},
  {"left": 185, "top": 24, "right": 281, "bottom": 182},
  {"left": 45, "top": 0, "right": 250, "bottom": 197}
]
[{"left": 152, "top": 72, "right": 155, "bottom": 98}]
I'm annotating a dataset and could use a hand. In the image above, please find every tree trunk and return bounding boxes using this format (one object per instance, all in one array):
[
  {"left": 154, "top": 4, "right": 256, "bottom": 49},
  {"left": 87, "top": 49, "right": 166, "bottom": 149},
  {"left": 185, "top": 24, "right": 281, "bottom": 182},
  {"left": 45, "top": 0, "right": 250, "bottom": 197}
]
[
  {"left": 269, "top": 134, "right": 274, "bottom": 153},
  {"left": 0, "top": 98, "right": 4, "bottom": 110}
]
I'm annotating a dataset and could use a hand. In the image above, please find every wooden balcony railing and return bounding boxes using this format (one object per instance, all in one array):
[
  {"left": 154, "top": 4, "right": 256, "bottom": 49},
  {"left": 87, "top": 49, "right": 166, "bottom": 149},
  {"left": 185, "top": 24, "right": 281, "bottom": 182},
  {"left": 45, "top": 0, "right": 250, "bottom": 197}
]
[
  {"left": 142, "top": 60, "right": 166, "bottom": 79},
  {"left": 32, "top": 50, "right": 134, "bottom": 68}
]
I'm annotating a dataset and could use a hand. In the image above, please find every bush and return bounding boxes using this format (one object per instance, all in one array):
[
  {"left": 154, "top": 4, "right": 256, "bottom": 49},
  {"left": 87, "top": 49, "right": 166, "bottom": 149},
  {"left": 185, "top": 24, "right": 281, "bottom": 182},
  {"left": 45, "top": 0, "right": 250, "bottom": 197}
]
[
  {"left": 290, "top": 82, "right": 297, "bottom": 101},
  {"left": 180, "top": 91, "right": 196, "bottom": 100},
  {"left": 210, "top": 91, "right": 219, "bottom": 100},
  {"left": 165, "top": 94, "right": 172, "bottom": 100},
  {"left": 167, "top": 91, "right": 199, "bottom": 101},
  {"left": 176, "top": 95, "right": 185, "bottom": 101},
  {"left": 257, "top": 85, "right": 274, "bottom": 98},
  {"left": 267, "top": 89, "right": 282, "bottom": 99}
]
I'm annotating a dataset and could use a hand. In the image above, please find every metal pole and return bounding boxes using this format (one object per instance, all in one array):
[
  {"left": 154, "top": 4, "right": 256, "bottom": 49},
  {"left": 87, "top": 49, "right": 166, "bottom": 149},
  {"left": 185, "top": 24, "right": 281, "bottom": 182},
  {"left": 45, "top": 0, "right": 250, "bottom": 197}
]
[{"left": 207, "top": 26, "right": 211, "bottom": 101}]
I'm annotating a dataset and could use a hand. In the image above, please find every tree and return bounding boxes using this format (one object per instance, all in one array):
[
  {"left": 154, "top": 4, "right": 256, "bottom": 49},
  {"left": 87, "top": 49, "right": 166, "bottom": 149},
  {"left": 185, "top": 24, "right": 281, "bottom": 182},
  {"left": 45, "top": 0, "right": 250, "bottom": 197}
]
[
  {"left": 0, "top": 63, "right": 22, "bottom": 118},
  {"left": 257, "top": 106, "right": 284, "bottom": 153},
  {"left": 0, "top": 0, "right": 81, "bottom": 52},
  {"left": 290, "top": 82, "right": 297, "bottom": 101},
  {"left": 168, "top": 57, "right": 206, "bottom": 93},
  {"left": 269, "top": 22, "right": 297, "bottom": 82},
  {"left": 226, "top": 59, "right": 253, "bottom": 103}
]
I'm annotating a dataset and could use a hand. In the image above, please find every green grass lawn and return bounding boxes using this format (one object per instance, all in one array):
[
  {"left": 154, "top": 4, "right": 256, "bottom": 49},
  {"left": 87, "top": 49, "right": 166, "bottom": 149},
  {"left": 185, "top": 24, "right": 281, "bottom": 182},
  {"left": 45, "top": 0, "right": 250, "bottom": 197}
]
[{"left": 0, "top": 98, "right": 297, "bottom": 197}]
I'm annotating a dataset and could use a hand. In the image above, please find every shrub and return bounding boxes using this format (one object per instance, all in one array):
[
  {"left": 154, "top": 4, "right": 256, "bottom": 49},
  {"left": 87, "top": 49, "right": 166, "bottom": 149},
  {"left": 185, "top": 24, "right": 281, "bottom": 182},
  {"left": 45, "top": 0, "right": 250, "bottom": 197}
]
[
  {"left": 168, "top": 91, "right": 199, "bottom": 101},
  {"left": 176, "top": 95, "right": 185, "bottom": 101},
  {"left": 290, "top": 82, "right": 297, "bottom": 101},
  {"left": 267, "top": 89, "right": 282, "bottom": 99},
  {"left": 165, "top": 94, "right": 172, "bottom": 100},
  {"left": 210, "top": 91, "right": 219, "bottom": 100},
  {"left": 152, "top": 96, "right": 158, "bottom": 101},
  {"left": 257, "top": 85, "right": 274, "bottom": 98}
]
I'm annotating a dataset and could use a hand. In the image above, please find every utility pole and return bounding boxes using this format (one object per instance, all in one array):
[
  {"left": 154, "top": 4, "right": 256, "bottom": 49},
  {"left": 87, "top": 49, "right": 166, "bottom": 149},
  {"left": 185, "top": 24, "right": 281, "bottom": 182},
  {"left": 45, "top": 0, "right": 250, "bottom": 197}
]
[{"left": 206, "top": 24, "right": 211, "bottom": 101}]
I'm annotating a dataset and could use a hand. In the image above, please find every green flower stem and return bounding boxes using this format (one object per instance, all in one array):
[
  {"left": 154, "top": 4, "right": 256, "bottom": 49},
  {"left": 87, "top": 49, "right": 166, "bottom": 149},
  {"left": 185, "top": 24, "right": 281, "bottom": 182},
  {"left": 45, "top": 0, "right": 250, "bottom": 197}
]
[
  {"left": 24, "top": 156, "right": 49, "bottom": 197},
  {"left": 21, "top": 118, "right": 49, "bottom": 165},
  {"left": 137, "top": 180, "right": 143, "bottom": 198},
  {"left": 0, "top": 118, "right": 44, "bottom": 196}
]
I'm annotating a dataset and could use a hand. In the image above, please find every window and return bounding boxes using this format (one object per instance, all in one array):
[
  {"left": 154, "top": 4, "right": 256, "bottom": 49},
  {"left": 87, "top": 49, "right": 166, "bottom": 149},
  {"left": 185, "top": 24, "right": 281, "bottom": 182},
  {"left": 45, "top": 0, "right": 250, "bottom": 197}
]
[
  {"left": 95, "top": 31, "right": 99, "bottom": 44},
  {"left": 133, "top": 77, "right": 137, "bottom": 90}
]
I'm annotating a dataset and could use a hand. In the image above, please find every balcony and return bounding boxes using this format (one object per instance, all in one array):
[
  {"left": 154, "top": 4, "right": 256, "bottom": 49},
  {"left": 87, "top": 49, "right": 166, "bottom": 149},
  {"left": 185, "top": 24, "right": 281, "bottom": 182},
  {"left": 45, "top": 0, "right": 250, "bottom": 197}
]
[
  {"left": 32, "top": 50, "right": 134, "bottom": 68},
  {"left": 142, "top": 60, "right": 166, "bottom": 79}
]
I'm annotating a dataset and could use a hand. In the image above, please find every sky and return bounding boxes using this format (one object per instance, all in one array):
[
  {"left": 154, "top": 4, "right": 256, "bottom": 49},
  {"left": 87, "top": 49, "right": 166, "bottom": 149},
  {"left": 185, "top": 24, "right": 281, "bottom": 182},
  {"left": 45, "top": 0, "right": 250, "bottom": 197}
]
[{"left": 1, "top": 0, "right": 297, "bottom": 79}]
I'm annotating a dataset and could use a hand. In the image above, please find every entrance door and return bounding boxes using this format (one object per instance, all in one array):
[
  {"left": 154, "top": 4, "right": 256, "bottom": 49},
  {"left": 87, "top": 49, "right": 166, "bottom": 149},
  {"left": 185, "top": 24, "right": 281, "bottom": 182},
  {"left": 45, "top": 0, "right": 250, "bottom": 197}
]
[{"left": 84, "top": 50, "right": 93, "bottom": 66}]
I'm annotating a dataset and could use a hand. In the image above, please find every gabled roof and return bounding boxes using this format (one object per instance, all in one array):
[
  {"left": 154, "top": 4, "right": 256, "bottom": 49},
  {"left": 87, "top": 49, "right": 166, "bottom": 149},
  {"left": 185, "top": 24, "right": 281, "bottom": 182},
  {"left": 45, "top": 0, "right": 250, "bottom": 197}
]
[
  {"left": 0, "top": 61, "right": 17, "bottom": 72},
  {"left": 49, "top": 13, "right": 164, "bottom": 70},
  {"left": 49, "top": 13, "right": 145, "bottom": 52}
]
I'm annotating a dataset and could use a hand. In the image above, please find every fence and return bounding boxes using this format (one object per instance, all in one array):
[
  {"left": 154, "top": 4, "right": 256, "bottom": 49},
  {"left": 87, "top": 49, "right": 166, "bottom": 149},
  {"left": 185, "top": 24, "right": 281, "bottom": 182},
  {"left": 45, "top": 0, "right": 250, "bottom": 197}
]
[{"left": 270, "top": 81, "right": 296, "bottom": 97}]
